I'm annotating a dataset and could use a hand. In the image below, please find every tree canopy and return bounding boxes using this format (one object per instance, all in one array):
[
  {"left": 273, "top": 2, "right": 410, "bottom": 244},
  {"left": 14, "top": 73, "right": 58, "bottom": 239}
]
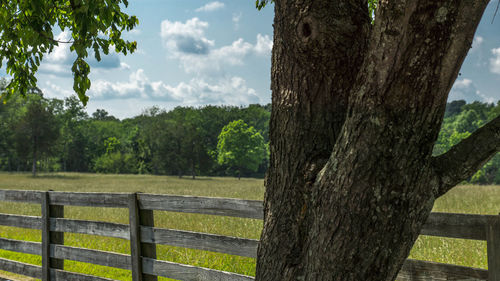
[
  {"left": 217, "top": 119, "right": 268, "bottom": 179},
  {"left": 0, "top": 0, "right": 137, "bottom": 104}
]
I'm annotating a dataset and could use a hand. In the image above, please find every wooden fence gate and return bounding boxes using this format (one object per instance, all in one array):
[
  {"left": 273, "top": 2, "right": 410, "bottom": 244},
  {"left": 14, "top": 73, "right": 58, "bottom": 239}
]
[{"left": 0, "top": 189, "right": 498, "bottom": 281}]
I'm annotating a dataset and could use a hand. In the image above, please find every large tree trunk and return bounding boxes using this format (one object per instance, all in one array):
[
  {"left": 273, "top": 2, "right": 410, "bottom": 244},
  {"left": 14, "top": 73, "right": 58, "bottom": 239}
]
[{"left": 256, "top": 1, "right": 498, "bottom": 281}]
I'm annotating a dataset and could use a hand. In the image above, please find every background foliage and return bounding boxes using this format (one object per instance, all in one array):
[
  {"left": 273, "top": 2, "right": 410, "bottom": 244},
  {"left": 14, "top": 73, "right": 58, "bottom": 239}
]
[
  {"left": 217, "top": 119, "right": 267, "bottom": 179},
  {"left": 0, "top": 79, "right": 271, "bottom": 178},
  {"left": 0, "top": 80, "right": 497, "bottom": 182}
]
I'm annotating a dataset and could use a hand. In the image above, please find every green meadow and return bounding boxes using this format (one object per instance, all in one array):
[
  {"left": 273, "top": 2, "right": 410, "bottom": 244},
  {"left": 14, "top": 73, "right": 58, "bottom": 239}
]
[{"left": 0, "top": 172, "right": 498, "bottom": 280}]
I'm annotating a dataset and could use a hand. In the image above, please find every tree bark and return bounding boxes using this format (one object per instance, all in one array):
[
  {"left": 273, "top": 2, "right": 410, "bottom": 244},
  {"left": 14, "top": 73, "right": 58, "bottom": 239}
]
[
  {"left": 32, "top": 135, "right": 37, "bottom": 177},
  {"left": 256, "top": 1, "right": 494, "bottom": 281},
  {"left": 433, "top": 114, "right": 500, "bottom": 196},
  {"left": 191, "top": 158, "right": 196, "bottom": 180}
]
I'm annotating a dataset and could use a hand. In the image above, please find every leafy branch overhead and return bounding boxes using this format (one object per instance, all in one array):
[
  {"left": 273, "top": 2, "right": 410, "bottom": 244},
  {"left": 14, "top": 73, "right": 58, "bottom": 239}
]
[{"left": 0, "top": 0, "right": 138, "bottom": 105}]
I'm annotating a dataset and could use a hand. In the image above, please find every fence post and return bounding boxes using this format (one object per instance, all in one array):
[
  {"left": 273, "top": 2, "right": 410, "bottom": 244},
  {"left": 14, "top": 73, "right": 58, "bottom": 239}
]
[
  {"left": 129, "top": 193, "right": 143, "bottom": 281},
  {"left": 49, "top": 190, "right": 64, "bottom": 271},
  {"left": 41, "top": 191, "right": 50, "bottom": 281},
  {"left": 487, "top": 215, "right": 500, "bottom": 281},
  {"left": 138, "top": 194, "right": 158, "bottom": 281}
]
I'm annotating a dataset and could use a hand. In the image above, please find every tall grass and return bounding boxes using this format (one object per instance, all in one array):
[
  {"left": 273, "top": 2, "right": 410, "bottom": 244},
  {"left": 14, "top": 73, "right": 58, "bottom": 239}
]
[
  {"left": 409, "top": 185, "right": 500, "bottom": 269},
  {"left": 0, "top": 172, "right": 498, "bottom": 280}
]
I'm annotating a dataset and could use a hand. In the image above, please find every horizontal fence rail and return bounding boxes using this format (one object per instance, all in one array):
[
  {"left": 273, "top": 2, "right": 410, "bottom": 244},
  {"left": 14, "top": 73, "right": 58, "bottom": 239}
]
[{"left": 0, "top": 189, "right": 498, "bottom": 281}]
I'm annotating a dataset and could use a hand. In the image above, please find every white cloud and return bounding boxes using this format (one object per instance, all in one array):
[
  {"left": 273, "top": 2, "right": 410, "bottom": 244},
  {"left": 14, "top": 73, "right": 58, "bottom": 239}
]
[
  {"left": 38, "top": 31, "right": 125, "bottom": 76},
  {"left": 489, "top": 48, "right": 500, "bottom": 74},
  {"left": 39, "top": 63, "right": 73, "bottom": 77},
  {"left": 161, "top": 18, "right": 272, "bottom": 76},
  {"left": 449, "top": 78, "right": 494, "bottom": 103},
  {"left": 171, "top": 37, "right": 256, "bottom": 75},
  {"left": 453, "top": 78, "right": 473, "bottom": 88},
  {"left": 89, "top": 69, "right": 160, "bottom": 100},
  {"left": 254, "top": 34, "right": 273, "bottom": 56},
  {"left": 38, "top": 31, "right": 74, "bottom": 76},
  {"left": 128, "top": 29, "right": 141, "bottom": 35},
  {"left": 161, "top": 18, "right": 214, "bottom": 55},
  {"left": 45, "top": 31, "right": 73, "bottom": 64},
  {"left": 120, "top": 62, "right": 131, "bottom": 70},
  {"left": 195, "top": 1, "right": 225, "bottom": 12},
  {"left": 41, "top": 81, "right": 74, "bottom": 99},
  {"left": 86, "top": 69, "right": 261, "bottom": 105},
  {"left": 232, "top": 12, "right": 242, "bottom": 30},
  {"left": 470, "top": 36, "right": 484, "bottom": 53}
]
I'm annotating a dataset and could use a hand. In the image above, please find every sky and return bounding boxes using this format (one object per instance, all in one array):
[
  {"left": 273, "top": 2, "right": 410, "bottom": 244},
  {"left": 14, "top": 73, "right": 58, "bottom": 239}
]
[{"left": 10, "top": 1, "right": 500, "bottom": 119}]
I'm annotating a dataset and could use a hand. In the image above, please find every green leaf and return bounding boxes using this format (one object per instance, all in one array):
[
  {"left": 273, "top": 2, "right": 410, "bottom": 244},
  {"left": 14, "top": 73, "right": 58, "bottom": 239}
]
[{"left": 0, "top": 0, "right": 138, "bottom": 105}]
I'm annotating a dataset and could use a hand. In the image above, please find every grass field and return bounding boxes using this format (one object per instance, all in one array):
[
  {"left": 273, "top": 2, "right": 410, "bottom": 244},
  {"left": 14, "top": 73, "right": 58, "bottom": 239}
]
[{"left": 0, "top": 172, "right": 499, "bottom": 280}]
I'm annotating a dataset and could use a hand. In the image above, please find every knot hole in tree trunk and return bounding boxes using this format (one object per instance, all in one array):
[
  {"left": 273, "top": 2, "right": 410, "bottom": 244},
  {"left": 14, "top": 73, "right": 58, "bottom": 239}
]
[
  {"left": 298, "top": 17, "right": 316, "bottom": 43},
  {"left": 302, "top": 23, "right": 311, "bottom": 38}
]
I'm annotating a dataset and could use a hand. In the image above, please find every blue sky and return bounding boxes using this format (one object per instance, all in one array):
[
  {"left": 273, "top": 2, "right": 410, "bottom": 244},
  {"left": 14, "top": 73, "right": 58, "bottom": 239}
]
[{"left": 27, "top": 1, "right": 500, "bottom": 119}]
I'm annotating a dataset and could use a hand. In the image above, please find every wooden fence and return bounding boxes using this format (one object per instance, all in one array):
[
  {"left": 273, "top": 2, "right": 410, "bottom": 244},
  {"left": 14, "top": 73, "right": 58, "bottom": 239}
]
[{"left": 0, "top": 189, "right": 498, "bottom": 281}]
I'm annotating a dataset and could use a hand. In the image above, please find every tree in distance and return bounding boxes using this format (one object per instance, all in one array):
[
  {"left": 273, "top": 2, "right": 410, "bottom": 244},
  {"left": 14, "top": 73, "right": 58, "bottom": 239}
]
[
  {"left": 217, "top": 120, "right": 267, "bottom": 180},
  {"left": 14, "top": 94, "right": 60, "bottom": 177},
  {"left": 1, "top": 0, "right": 500, "bottom": 280}
]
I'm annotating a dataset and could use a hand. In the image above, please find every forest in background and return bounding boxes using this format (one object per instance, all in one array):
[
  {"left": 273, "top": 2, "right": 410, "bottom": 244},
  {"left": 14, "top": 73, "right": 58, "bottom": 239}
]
[
  {"left": 0, "top": 82, "right": 498, "bottom": 183},
  {"left": 0, "top": 86, "right": 270, "bottom": 178}
]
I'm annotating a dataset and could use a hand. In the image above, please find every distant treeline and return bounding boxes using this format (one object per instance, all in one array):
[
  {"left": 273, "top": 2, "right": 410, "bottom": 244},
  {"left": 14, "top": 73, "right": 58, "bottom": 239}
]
[
  {"left": 0, "top": 91, "right": 270, "bottom": 178},
  {"left": 435, "top": 100, "right": 500, "bottom": 184},
  {"left": 0, "top": 88, "right": 498, "bottom": 183}
]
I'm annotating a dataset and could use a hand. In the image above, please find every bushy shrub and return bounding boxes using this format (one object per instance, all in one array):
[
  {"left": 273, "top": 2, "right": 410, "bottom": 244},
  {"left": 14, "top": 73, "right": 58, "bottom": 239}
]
[{"left": 94, "top": 152, "right": 137, "bottom": 174}]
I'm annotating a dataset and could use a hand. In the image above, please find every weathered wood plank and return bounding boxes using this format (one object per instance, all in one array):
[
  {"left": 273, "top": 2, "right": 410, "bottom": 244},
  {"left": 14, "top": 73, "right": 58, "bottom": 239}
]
[
  {"left": 487, "top": 215, "right": 500, "bottom": 281},
  {"left": 0, "top": 257, "right": 41, "bottom": 279},
  {"left": 48, "top": 192, "right": 129, "bottom": 208},
  {"left": 0, "top": 190, "right": 42, "bottom": 204},
  {"left": 0, "top": 190, "right": 128, "bottom": 207},
  {"left": 396, "top": 259, "right": 488, "bottom": 281},
  {"left": 50, "top": 245, "right": 130, "bottom": 270},
  {"left": 421, "top": 212, "right": 489, "bottom": 240},
  {"left": 0, "top": 191, "right": 491, "bottom": 240},
  {"left": 139, "top": 209, "right": 158, "bottom": 281},
  {"left": 129, "top": 193, "right": 143, "bottom": 281},
  {"left": 41, "top": 192, "right": 50, "bottom": 281},
  {"left": 138, "top": 194, "right": 263, "bottom": 219},
  {"left": 49, "top": 199, "right": 64, "bottom": 271},
  {"left": 50, "top": 218, "right": 130, "bottom": 239},
  {"left": 142, "top": 257, "right": 255, "bottom": 281},
  {"left": 0, "top": 238, "right": 41, "bottom": 255},
  {"left": 0, "top": 213, "right": 41, "bottom": 229},
  {"left": 141, "top": 227, "right": 258, "bottom": 258},
  {"left": 0, "top": 251, "right": 120, "bottom": 281},
  {"left": 50, "top": 268, "right": 118, "bottom": 281}
]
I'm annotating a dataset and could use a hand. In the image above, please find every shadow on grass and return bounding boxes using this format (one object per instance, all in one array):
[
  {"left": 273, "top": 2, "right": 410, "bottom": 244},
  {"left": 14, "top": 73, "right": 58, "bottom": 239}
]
[
  {"left": 0, "top": 171, "right": 82, "bottom": 180},
  {"left": 34, "top": 174, "right": 82, "bottom": 180}
]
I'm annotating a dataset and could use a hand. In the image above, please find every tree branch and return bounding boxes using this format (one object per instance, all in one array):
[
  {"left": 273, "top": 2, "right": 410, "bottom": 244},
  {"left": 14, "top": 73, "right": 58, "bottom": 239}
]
[
  {"left": 21, "top": 11, "right": 74, "bottom": 44},
  {"left": 432, "top": 114, "right": 500, "bottom": 197}
]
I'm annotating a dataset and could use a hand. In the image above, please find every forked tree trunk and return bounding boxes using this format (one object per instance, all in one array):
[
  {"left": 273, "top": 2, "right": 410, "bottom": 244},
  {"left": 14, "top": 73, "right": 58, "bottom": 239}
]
[{"left": 256, "top": 1, "right": 499, "bottom": 281}]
